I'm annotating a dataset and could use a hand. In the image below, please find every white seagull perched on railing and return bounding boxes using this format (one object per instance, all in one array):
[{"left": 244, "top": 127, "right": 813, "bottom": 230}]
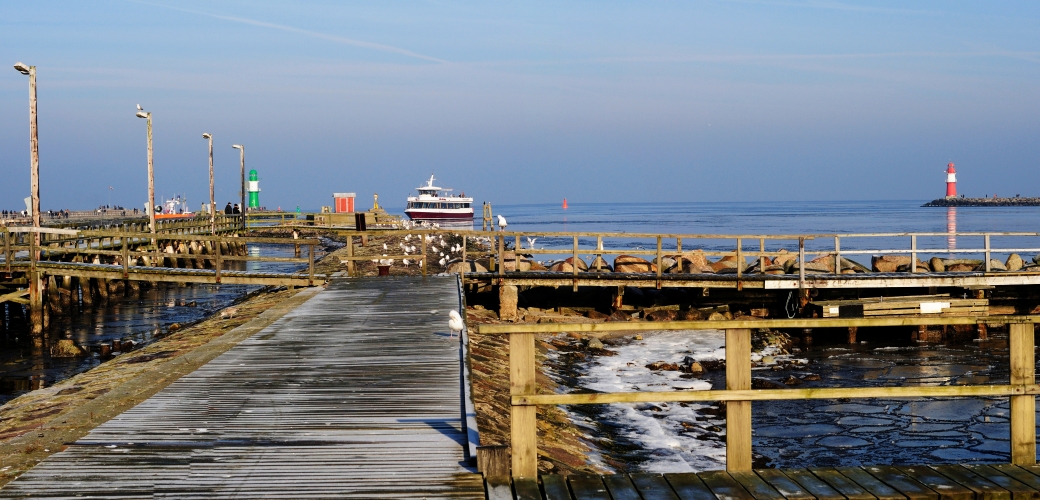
[
  {"left": 497, "top": 214, "right": 507, "bottom": 231},
  {"left": 448, "top": 310, "right": 464, "bottom": 338}
]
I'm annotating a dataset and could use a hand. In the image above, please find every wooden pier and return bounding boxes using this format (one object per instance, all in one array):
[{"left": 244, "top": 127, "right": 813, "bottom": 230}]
[
  {"left": 492, "top": 465, "right": 1040, "bottom": 499},
  {"left": 0, "top": 277, "right": 484, "bottom": 498}
]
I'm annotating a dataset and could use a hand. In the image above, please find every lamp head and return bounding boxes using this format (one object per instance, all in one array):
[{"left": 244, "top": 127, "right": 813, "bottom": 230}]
[
  {"left": 136, "top": 111, "right": 149, "bottom": 119},
  {"left": 202, "top": 133, "right": 212, "bottom": 139},
  {"left": 13, "top": 62, "right": 31, "bottom": 75},
  {"left": 232, "top": 144, "right": 243, "bottom": 150}
]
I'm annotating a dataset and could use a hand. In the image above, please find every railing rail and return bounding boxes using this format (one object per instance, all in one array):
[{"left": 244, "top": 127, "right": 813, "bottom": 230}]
[{"left": 474, "top": 316, "right": 1039, "bottom": 478}]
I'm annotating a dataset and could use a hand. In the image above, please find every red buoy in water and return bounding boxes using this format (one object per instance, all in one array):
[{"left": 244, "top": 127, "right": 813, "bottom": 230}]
[{"left": 562, "top": 198, "right": 568, "bottom": 209}]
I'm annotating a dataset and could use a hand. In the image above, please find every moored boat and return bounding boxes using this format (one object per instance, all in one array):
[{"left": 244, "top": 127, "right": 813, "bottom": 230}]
[{"left": 404, "top": 175, "right": 473, "bottom": 221}]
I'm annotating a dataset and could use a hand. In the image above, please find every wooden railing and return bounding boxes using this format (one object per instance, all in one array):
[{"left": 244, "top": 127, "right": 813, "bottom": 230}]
[
  {"left": 475, "top": 316, "right": 1039, "bottom": 478},
  {"left": 1, "top": 227, "right": 319, "bottom": 285},
  {"left": 331, "top": 229, "right": 1040, "bottom": 286}
]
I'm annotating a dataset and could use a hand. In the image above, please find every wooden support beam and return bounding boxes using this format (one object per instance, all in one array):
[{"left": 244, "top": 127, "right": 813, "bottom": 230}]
[
  {"left": 510, "top": 331, "right": 537, "bottom": 479},
  {"left": 1010, "top": 322, "right": 1036, "bottom": 465},
  {"left": 726, "top": 328, "right": 751, "bottom": 472}
]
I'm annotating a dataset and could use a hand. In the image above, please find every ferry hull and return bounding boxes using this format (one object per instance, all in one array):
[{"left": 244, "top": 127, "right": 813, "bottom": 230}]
[{"left": 405, "top": 211, "right": 474, "bottom": 221}]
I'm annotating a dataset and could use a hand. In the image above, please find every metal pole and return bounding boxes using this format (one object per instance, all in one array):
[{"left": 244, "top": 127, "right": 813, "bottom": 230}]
[
  {"left": 147, "top": 114, "right": 155, "bottom": 235},
  {"left": 206, "top": 134, "right": 215, "bottom": 234},
  {"left": 239, "top": 146, "right": 245, "bottom": 230}
]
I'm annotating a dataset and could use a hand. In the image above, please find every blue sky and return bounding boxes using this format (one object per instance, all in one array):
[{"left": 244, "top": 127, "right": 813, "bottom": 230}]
[{"left": 1, "top": 1, "right": 1039, "bottom": 211}]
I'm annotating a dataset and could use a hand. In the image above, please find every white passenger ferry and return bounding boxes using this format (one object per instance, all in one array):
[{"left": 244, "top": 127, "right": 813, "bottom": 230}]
[{"left": 404, "top": 175, "right": 474, "bottom": 221}]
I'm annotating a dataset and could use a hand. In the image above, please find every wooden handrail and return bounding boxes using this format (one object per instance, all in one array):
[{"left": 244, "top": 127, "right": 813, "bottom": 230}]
[{"left": 485, "top": 317, "right": 1037, "bottom": 478}]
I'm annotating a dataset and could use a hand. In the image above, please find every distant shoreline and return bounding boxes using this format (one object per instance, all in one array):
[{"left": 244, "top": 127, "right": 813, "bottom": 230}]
[{"left": 923, "top": 197, "right": 1040, "bottom": 207}]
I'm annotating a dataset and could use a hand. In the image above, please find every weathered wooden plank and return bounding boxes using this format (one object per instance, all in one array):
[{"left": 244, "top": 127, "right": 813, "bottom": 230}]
[
  {"left": 664, "top": 472, "right": 718, "bottom": 500},
  {"left": 864, "top": 466, "right": 938, "bottom": 500},
  {"left": 832, "top": 466, "right": 904, "bottom": 500},
  {"left": 782, "top": 469, "right": 845, "bottom": 500},
  {"left": 754, "top": 469, "right": 815, "bottom": 500},
  {"left": 569, "top": 475, "right": 611, "bottom": 500},
  {"left": 542, "top": 474, "right": 573, "bottom": 500},
  {"left": 1009, "top": 323, "right": 1036, "bottom": 465},
  {"left": 897, "top": 466, "right": 972, "bottom": 500},
  {"left": 699, "top": 471, "right": 756, "bottom": 500},
  {"left": 0, "top": 278, "right": 483, "bottom": 499},
  {"left": 984, "top": 465, "right": 1040, "bottom": 495},
  {"left": 630, "top": 473, "right": 681, "bottom": 500},
  {"left": 514, "top": 477, "right": 543, "bottom": 500},
  {"left": 965, "top": 465, "right": 1040, "bottom": 500},
  {"left": 602, "top": 474, "right": 643, "bottom": 500},
  {"left": 730, "top": 471, "right": 785, "bottom": 500},
  {"left": 931, "top": 465, "right": 1012, "bottom": 500}
]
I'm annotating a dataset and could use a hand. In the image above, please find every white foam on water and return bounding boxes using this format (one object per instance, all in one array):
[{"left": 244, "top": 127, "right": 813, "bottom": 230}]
[{"left": 573, "top": 330, "right": 729, "bottom": 472}]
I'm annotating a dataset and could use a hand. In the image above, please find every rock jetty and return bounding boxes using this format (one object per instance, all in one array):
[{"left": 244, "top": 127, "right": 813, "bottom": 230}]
[{"left": 923, "top": 196, "right": 1040, "bottom": 207}]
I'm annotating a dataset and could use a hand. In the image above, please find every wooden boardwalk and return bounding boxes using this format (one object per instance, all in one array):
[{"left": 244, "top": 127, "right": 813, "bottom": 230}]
[
  {"left": 501, "top": 466, "right": 1040, "bottom": 500},
  {"left": 0, "top": 276, "right": 484, "bottom": 499}
]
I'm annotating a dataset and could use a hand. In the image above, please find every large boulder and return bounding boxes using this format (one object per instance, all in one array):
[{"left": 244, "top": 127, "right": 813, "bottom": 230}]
[
  {"left": 51, "top": 339, "right": 84, "bottom": 357},
  {"left": 588, "top": 256, "right": 613, "bottom": 272},
  {"left": 614, "top": 255, "right": 656, "bottom": 273},
  {"left": 980, "top": 259, "right": 1007, "bottom": 272},
  {"left": 446, "top": 259, "right": 488, "bottom": 274},
  {"left": 653, "top": 256, "right": 677, "bottom": 272},
  {"left": 941, "top": 259, "right": 982, "bottom": 272},
  {"left": 1007, "top": 253, "right": 1024, "bottom": 271},
  {"left": 549, "top": 257, "right": 588, "bottom": 273},
  {"left": 872, "top": 255, "right": 928, "bottom": 273},
  {"left": 711, "top": 255, "right": 747, "bottom": 273},
  {"left": 929, "top": 257, "right": 945, "bottom": 272},
  {"left": 681, "top": 250, "right": 714, "bottom": 273},
  {"left": 772, "top": 249, "right": 796, "bottom": 268}
]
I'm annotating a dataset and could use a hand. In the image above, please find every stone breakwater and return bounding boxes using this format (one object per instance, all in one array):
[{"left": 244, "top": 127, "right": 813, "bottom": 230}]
[
  {"left": 454, "top": 249, "right": 1040, "bottom": 276},
  {"left": 923, "top": 196, "right": 1040, "bottom": 206}
]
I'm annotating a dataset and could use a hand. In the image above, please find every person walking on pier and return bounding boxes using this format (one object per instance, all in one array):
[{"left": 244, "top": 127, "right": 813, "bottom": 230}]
[
  {"left": 224, "top": 202, "right": 233, "bottom": 215},
  {"left": 232, "top": 204, "right": 241, "bottom": 215}
]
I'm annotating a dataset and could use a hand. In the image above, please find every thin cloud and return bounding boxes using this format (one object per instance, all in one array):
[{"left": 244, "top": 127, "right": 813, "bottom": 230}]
[{"left": 129, "top": 0, "right": 448, "bottom": 64}]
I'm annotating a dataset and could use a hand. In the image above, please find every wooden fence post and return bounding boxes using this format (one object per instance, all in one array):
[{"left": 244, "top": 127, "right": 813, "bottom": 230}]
[
  {"left": 834, "top": 236, "right": 841, "bottom": 275},
  {"left": 461, "top": 236, "right": 467, "bottom": 282},
  {"left": 308, "top": 243, "right": 315, "bottom": 286},
  {"left": 214, "top": 236, "right": 222, "bottom": 283},
  {"left": 1010, "top": 322, "right": 1036, "bottom": 465},
  {"left": 421, "top": 235, "right": 427, "bottom": 277},
  {"left": 726, "top": 328, "right": 751, "bottom": 472},
  {"left": 510, "top": 331, "right": 537, "bottom": 478},
  {"left": 346, "top": 236, "right": 354, "bottom": 277},
  {"left": 985, "top": 234, "right": 991, "bottom": 272},
  {"left": 3, "top": 230, "right": 9, "bottom": 273},
  {"left": 910, "top": 235, "right": 917, "bottom": 274},
  {"left": 572, "top": 236, "right": 579, "bottom": 292},
  {"left": 656, "top": 236, "right": 663, "bottom": 289}
]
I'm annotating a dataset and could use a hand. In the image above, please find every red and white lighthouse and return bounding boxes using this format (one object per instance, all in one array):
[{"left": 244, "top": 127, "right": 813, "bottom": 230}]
[{"left": 945, "top": 162, "right": 957, "bottom": 199}]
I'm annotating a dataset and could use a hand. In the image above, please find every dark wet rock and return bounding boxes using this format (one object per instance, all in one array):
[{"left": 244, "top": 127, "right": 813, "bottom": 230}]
[
  {"left": 50, "top": 339, "right": 85, "bottom": 358},
  {"left": 586, "top": 310, "right": 610, "bottom": 320},
  {"left": 752, "top": 378, "right": 786, "bottom": 389},
  {"left": 680, "top": 309, "right": 704, "bottom": 321},
  {"left": 782, "top": 375, "right": 804, "bottom": 386},
  {"left": 646, "top": 309, "right": 677, "bottom": 321},
  {"left": 607, "top": 311, "right": 634, "bottom": 322},
  {"left": 646, "top": 361, "right": 681, "bottom": 371},
  {"left": 803, "top": 373, "right": 821, "bottom": 381}
]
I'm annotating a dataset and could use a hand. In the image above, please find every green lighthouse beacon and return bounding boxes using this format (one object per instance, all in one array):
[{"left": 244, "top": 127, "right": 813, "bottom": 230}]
[{"left": 248, "top": 169, "right": 260, "bottom": 209}]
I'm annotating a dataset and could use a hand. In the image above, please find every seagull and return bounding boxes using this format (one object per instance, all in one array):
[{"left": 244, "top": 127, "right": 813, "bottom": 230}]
[
  {"left": 405, "top": 234, "right": 412, "bottom": 241},
  {"left": 403, "top": 259, "right": 410, "bottom": 265},
  {"left": 136, "top": 104, "right": 142, "bottom": 110},
  {"left": 526, "top": 237, "right": 537, "bottom": 249},
  {"left": 497, "top": 214, "right": 508, "bottom": 230},
  {"left": 438, "top": 257, "right": 446, "bottom": 266},
  {"left": 448, "top": 310, "right": 464, "bottom": 338},
  {"left": 383, "top": 243, "right": 388, "bottom": 250},
  {"left": 431, "top": 245, "right": 438, "bottom": 254}
]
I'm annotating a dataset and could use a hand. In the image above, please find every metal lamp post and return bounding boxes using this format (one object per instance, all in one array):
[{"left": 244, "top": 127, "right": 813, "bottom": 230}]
[
  {"left": 232, "top": 144, "right": 245, "bottom": 230},
  {"left": 202, "top": 133, "right": 215, "bottom": 234},
  {"left": 14, "top": 61, "right": 43, "bottom": 337},
  {"left": 135, "top": 106, "right": 155, "bottom": 235}
]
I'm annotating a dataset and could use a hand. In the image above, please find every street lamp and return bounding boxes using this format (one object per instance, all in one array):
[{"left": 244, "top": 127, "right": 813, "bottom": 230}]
[
  {"left": 202, "top": 133, "right": 215, "bottom": 234},
  {"left": 135, "top": 105, "right": 155, "bottom": 235},
  {"left": 14, "top": 61, "right": 42, "bottom": 337},
  {"left": 232, "top": 144, "right": 245, "bottom": 230}
]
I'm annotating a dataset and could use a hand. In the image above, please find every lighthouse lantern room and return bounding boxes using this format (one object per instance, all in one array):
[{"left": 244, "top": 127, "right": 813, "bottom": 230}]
[{"left": 945, "top": 162, "right": 957, "bottom": 199}]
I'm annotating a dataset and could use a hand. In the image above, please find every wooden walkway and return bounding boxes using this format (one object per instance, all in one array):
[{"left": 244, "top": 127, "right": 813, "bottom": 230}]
[
  {"left": 501, "top": 466, "right": 1040, "bottom": 500},
  {"left": 0, "top": 276, "right": 484, "bottom": 498}
]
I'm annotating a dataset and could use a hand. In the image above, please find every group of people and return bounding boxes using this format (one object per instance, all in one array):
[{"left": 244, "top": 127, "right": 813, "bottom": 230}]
[
  {"left": 223, "top": 202, "right": 242, "bottom": 215},
  {"left": 1, "top": 209, "right": 72, "bottom": 219}
]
